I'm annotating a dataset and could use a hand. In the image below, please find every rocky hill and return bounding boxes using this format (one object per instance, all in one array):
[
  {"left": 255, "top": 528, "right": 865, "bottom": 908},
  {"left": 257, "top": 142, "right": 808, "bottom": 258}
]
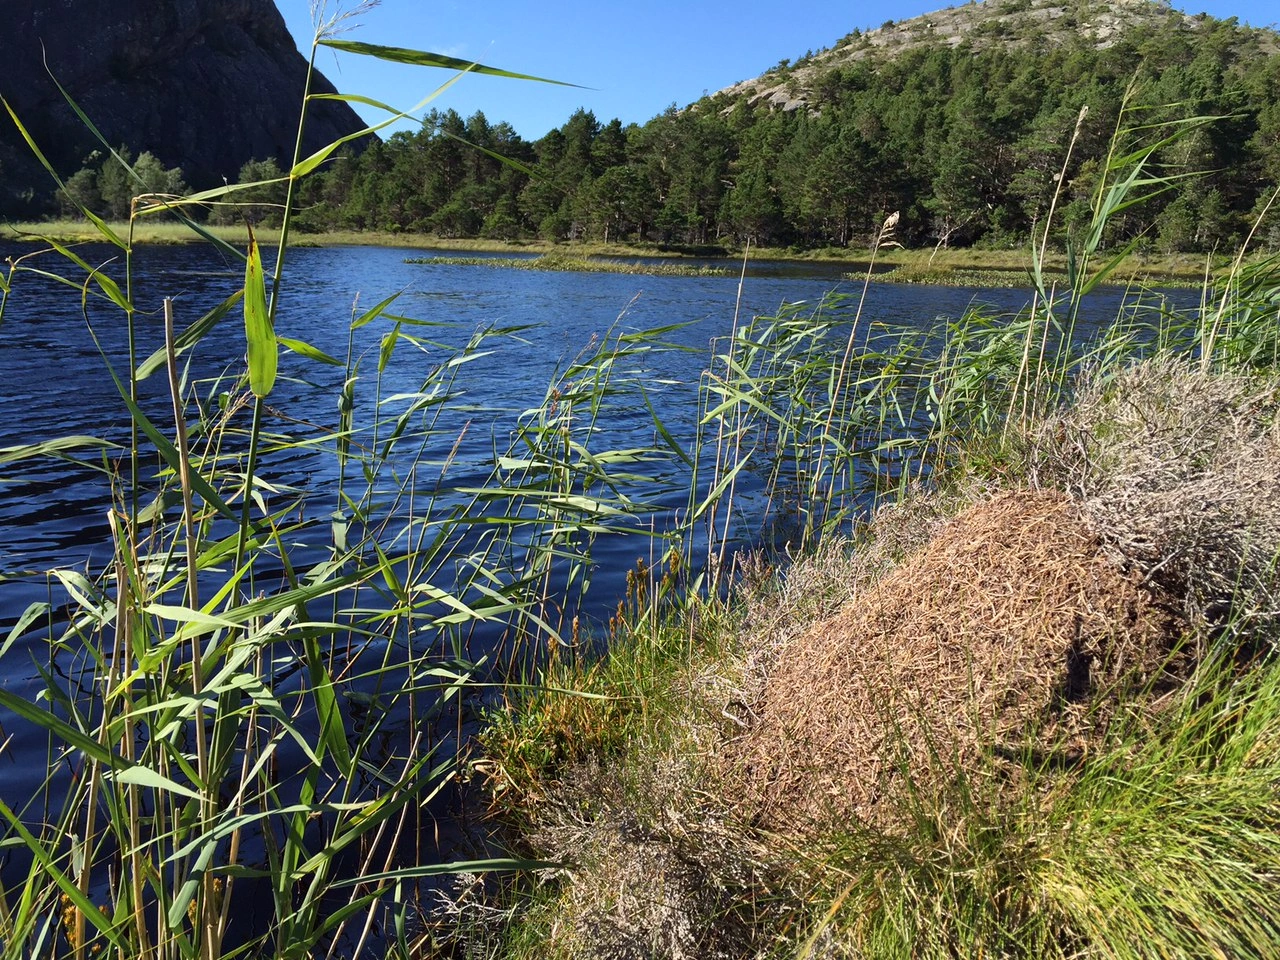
[
  {"left": 718, "top": 0, "right": 1279, "bottom": 112},
  {"left": 0, "top": 0, "right": 364, "bottom": 216}
]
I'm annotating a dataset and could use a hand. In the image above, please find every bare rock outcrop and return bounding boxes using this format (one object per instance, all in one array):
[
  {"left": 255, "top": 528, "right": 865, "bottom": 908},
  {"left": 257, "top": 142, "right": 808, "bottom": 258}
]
[{"left": 1, "top": 0, "right": 365, "bottom": 214}]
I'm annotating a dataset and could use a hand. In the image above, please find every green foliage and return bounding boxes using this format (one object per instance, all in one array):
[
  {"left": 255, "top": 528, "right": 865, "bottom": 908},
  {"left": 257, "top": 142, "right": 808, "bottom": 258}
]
[
  {"left": 64, "top": 145, "right": 190, "bottom": 219},
  {"left": 272, "top": 8, "right": 1280, "bottom": 253},
  {"left": 209, "top": 158, "right": 288, "bottom": 227}
]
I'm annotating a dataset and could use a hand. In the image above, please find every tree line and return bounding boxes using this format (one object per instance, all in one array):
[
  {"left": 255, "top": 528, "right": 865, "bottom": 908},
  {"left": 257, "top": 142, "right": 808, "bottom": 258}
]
[{"left": 46, "top": 10, "right": 1280, "bottom": 253}]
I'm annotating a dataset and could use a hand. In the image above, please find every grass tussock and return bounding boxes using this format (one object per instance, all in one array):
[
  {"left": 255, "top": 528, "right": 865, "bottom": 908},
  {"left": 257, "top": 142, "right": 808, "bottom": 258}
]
[
  {"left": 474, "top": 355, "right": 1280, "bottom": 960},
  {"left": 730, "top": 489, "right": 1183, "bottom": 831},
  {"left": 462, "top": 588, "right": 797, "bottom": 959},
  {"left": 1033, "top": 359, "right": 1280, "bottom": 634}
]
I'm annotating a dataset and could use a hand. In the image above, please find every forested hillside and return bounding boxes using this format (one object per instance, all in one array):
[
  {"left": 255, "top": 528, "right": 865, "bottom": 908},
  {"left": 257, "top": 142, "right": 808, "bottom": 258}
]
[{"left": 33, "top": 0, "right": 1280, "bottom": 253}]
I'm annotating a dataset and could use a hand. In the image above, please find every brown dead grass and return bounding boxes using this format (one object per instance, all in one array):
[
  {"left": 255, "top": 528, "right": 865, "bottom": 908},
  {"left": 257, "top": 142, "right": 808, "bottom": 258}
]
[
  {"left": 1032, "top": 359, "right": 1280, "bottom": 636},
  {"left": 728, "top": 489, "right": 1183, "bottom": 830}
]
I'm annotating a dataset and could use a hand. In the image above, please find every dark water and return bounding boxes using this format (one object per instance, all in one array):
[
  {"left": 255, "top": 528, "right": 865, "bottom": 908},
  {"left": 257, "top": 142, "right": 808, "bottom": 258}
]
[
  {"left": 0, "top": 240, "right": 1189, "bottom": 699},
  {"left": 0, "top": 240, "right": 1184, "bottom": 946}
]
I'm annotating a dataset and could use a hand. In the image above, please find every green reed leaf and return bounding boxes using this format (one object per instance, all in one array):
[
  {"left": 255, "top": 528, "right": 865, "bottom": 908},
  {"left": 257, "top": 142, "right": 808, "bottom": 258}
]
[
  {"left": 352, "top": 290, "right": 403, "bottom": 329},
  {"left": 0, "top": 800, "right": 128, "bottom": 950},
  {"left": 309, "top": 91, "right": 402, "bottom": 114},
  {"left": 36, "top": 64, "right": 242, "bottom": 260},
  {"left": 111, "top": 374, "right": 240, "bottom": 523},
  {"left": 1, "top": 602, "right": 49, "bottom": 659},
  {"left": 319, "top": 39, "right": 582, "bottom": 86},
  {"left": 109, "top": 766, "right": 203, "bottom": 801},
  {"left": 53, "top": 569, "right": 112, "bottom": 622},
  {"left": 278, "top": 335, "right": 342, "bottom": 366},
  {"left": 0, "top": 96, "right": 126, "bottom": 250},
  {"left": 41, "top": 237, "right": 132, "bottom": 312},
  {"left": 136, "top": 289, "right": 243, "bottom": 380},
  {"left": 440, "top": 131, "right": 546, "bottom": 182},
  {"left": 244, "top": 231, "right": 276, "bottom": 398},
  {"left": 292, "top": 72, "right": 470, "bottom": 178},
  {"left": 0, "top": 435, "right": 118, "bottom": 464},
  {"left": 0, "top": 690, "right": 115, "bottom": 765},
  {"left": 143, "top": 603, "right": 242, "bottom": 636},
  {"left": 165, "top": 843, "right": 218, "bottom": 932},
  {"left": 303, "top": 632, "right": 353, "bottom": 779}
]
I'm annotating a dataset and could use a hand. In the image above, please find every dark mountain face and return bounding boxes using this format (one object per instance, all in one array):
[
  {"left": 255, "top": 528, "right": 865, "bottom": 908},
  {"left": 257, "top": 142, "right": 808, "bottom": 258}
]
[{"left": 0, "top": 0, "right": 365, "bottom": 214}]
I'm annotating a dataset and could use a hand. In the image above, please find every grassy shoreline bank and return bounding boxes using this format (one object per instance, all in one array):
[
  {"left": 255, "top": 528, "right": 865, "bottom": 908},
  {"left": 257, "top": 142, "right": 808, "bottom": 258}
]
[
  {"left": 2, "top": 219, "right": 1229, "bottom": 285},
  {"left": 404, "top": 253, "right": 736, "bottom": 277},
  {"left": 463, "top": 332, "right": 1280, "bottom": 960}
]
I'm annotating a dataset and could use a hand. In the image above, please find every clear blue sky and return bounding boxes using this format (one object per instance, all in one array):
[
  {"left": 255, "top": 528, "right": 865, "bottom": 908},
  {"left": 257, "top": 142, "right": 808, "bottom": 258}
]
[{"left": 277, "top": 0, "right": 1280, "bottom": 142}]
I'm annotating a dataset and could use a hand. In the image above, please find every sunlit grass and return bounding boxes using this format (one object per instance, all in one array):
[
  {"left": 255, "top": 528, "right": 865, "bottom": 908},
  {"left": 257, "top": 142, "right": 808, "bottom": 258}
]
[{"left": 1, "top": 221, "right": 1239, "bottom": 285}]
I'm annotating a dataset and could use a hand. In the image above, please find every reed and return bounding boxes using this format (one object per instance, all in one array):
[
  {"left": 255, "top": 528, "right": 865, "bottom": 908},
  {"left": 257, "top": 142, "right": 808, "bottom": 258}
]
[{"left": 0, "top": 8, "right": 678, "bottom": 959}]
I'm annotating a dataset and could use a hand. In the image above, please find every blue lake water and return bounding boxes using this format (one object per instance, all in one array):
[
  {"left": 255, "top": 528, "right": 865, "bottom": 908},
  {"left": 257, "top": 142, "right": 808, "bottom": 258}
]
[
  {"left": 0, "top": 239, "right": 1193, "bottom": 947},
  {"left": 0, "top": 242, "right": 1172, "bottom": 595}
]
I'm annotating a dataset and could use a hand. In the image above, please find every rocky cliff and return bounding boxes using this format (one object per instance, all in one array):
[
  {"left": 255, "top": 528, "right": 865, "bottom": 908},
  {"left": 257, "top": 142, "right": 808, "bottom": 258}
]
[{"left": 0, "top": 0, "right": 365, "bottom": 215}]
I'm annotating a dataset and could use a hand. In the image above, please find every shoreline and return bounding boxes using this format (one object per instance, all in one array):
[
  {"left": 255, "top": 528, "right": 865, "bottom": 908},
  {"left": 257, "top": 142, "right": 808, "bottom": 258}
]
[{"left": 2, "top": 219, "right": 1229, "bottom": 286}]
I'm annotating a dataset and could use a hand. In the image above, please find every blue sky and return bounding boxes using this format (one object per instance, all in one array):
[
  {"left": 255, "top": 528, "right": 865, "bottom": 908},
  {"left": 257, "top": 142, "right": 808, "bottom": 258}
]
[{"left": 277, "top": 0, "right": 1280, "bottom": 142}]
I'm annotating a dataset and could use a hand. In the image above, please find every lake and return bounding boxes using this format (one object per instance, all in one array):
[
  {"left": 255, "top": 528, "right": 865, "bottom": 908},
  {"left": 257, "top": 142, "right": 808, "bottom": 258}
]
[
  {"left": 0, "top": 242, "right": 1163, "bottom": 599},
  {"left": 0, "top": 240, "right": 1185, "bottom": 948}
]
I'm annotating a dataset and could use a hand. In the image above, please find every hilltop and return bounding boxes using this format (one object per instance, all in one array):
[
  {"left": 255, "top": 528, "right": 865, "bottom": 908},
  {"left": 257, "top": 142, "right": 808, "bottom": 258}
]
[{"left": 717, "top": 0, "right": 1280, "bottom": 112}]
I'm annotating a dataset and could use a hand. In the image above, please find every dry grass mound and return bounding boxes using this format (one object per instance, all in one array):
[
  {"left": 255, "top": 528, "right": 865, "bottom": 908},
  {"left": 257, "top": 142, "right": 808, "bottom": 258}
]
[
  {"left": 497, "top": 758, "right": 785, "bottom": 960},
  {"left": 730, "top": 489, "right": 1181, "bottom": 829},
  {"left": 1033, "top": 359, "right": 1280, "bottom": 638}
]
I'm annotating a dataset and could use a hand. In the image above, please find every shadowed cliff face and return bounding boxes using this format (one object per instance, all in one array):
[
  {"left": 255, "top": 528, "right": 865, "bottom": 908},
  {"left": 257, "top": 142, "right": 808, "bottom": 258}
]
[{"left": 0, "top": 0, "right": 366, "bottom": 214}]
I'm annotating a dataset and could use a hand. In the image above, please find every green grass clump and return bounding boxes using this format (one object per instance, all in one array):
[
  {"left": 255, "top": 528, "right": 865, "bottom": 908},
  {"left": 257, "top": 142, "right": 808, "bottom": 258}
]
[
  {"left": 794, "top": 645, "right": 1280, "bottom": 958},
  {"left": 870, "top": 261, "right": 1058, "bottom": 287},
  {"left": 464, "top": 577, "right": 796, "bottom": 960}
]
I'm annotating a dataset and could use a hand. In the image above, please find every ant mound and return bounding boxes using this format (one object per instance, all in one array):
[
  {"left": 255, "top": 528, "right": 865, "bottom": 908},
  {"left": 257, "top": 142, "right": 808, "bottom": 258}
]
[{"left": 729, "top": 489, "right": 1183, "bottom": 831}]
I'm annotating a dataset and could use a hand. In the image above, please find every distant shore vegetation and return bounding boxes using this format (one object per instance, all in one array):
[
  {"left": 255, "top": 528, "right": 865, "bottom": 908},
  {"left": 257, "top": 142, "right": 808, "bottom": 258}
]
[{"left": 5, "top": 8, "right": 1280, "bottom": 261}]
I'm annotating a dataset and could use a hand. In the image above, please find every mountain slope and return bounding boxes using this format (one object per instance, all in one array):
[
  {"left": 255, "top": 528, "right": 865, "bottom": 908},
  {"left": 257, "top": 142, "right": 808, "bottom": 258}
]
[{"left": 0, "top": 0, "right": 364, "bottom": 216}]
